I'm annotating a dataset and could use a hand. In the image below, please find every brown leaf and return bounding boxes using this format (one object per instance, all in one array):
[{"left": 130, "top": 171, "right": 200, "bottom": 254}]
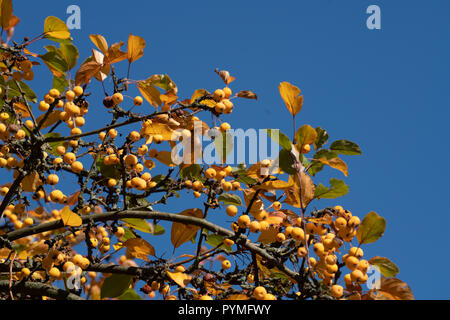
[
  {"left": 104, "top": 42, "right": 127, "bottom": 65},
  {"left": 373, "top": 277, "right": 414, "bottom": 300},
  {"left": 214, "top": 68, "right": 235, "bottom": 85},
  {"left": 236, "top": 90, "right": 258, "bottom": 100},
  {"left": 283, "top": 172, "right": 315, "bottom": 209},
  {"left": 75, "top": 60, "right": 102, "bottom": 85},
  {"left": 89, "top": 34, "right": 108, "bottom": 54}
]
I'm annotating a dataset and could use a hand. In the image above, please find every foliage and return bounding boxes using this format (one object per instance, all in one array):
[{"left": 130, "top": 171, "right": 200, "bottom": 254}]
[{"left": 0, "top": 2, "right": 412, "bottom": 301}]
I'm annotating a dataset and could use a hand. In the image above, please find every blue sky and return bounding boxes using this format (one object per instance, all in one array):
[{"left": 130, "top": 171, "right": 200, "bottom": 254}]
[{"left": 7, "top": 0, "right": 450, "bottom": 299}]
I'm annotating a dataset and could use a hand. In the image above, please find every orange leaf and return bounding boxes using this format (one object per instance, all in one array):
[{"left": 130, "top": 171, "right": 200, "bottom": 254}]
[
  {"left": 127, "top": 34, "right": 146, "bottom": 63},
  {"left": 36, "top": 110, "right": 62, "bottom": 129},
  {"left": 89, "top": 34, "right": 108, "bottom": 54},
  {"left": 171, "top": 208, "right": 203, "bottom": 248},
  {"left": 279, "top": 82, "right": 303, "bottom": 116},
  {"left": 123, "top": 238, "right": 155, "bottom": 261}
]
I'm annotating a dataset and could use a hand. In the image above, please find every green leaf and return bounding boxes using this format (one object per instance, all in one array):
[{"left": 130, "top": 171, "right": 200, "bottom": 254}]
[
  {"left": 6, "top": 80, "right": 37, "bottom": 103},
  {"left": 100, "top": 274, "right": 132, "bottom": 299},
  {"left": 295, "top": 124, "right": 317, "bottom": 147},
  {"left": 266, "top": 129, "right": 292, "bottom": 151},
  {"left": 44, "top": 16, "right": 71, "bottom": 40},
  {"left": 205, "top": 234, "right": 232, "bottom": 252},
  {"left": 117, "top": 288, "right": 142, "bottom": 300},
  {"left": 314, "top": 127, "right": 329, "bottom": 150},
  {"left": 314, "top": 178, "right": 349, "bottom": 199},
  {"left": 218, "top": 193, "right": 242, "bottom": 206},
  {"left": 44, "top": 133, "right": 65, "bottom": 156},
  {"left": 96, "top": 157, "right": 121, "bottom": 179},
  {"left": 278, "top": 149, "right": 296, "bottom": 175},
  {"left": 121, "top": 218, "right": 152, "bottom": 234},
  {"left": 59, "top": 43, "right": 79, "bottom": 70},
  {"left": 368, "top": 256, "right": 400, "bottom": 278},
  {"left": 180, "top": 164, "right": 203, "bottom": 181},
  {"left": 52, "top": 76, "right": 69, "bottom": 93},
  {"left": 153, "top": 224, "right": 165, "bottom": 236},
  {"left": 121, "top": 228, "right": 136, "bottom": 242},
  {"left": 330, "top": 140, "right": 362, "bottom": 156},
  {"left": 40, "top": 51, "right": 68, "bottom": 75},
  {"left": 214, "top": 131, "right": 234, "bottom": 164},
  {"left": 308, "top": 149, "right": 338, "bottom": 176},
  {"left": 356, "top": 212, "right": 386, "bottom": 245}
]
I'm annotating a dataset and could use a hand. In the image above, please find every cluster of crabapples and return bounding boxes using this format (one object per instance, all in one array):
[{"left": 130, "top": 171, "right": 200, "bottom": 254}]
[{"left": 220, "top": 200, "right": 367, "bottom": 299}]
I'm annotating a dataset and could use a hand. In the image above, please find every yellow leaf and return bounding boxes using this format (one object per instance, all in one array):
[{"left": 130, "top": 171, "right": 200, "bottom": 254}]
[
  {"left": 0, "top": 0, "right": 13, "bottom": 29},
  {"left": 171, "top": 208, "right": 203, "bottom": 248},
  {"left": 279, "top": 82, "right": 303, "bottom": 116},
  {"left": 127, "top": 34, "right": 146, "bottom": 63},
  {"left": 89, "top": 34, "right": 109, "bottom": 54},
  {"left": 60, "top": 206, "right": 82, "bottom": 227},
  {"left": 255, "top": 179, "right": 293, "bottom": 191},
  {"left": 317, "top": 157, "right": 348, "bottom": 177},
  {"left": 190, "top": 89, "right": 209, "bottom": 103},
  {"left": 154, "top": 150, "right": 178, "bottom": 167},
  {"left": 123, "top": 238, "right": 155, "bottom": 261},
  {"left": 137, "top": 81, "right": 161, "bottom": 107},
  {"left": 141, "top": 122, "right": 174, "bottom": 141},
  {"left": 167, "top": 271, "right": 192, "bottom": 288},
  {"left": 21, "top": 171, "right": 39, "bottom": 192},
  {"left": 44, "top": 16, "right": 70, "bottom": 40}
]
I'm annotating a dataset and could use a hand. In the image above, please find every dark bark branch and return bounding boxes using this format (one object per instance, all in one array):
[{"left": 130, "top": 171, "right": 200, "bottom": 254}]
[{"left": 0, "top": 280, "right": 84, "bottom": 300}]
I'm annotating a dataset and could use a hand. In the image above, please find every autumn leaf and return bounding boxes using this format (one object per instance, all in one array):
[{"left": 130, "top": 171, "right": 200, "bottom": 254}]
[
  {"left": 166, "top": 271, "right": 192, "bottom": 288},
  {"left": 127, "top": 34, "right": 146, "bottom": 63},
  {"left": 190, "top": 89, "right": 209, "bottom": 103},
  {"left": 372, "top": 277, "right": 414, "bottom": 300},
  {"left": 13, "top": 102, "right": 30, "bottom": 118},
  {"left": 0, "top": 0, "right": 13, "bottom": 29},
  {"left": 279, "top": 82, "right": 303, "bottom": 117},
  {"left": 137, "top": 80, "right": 161, "bottom": 107},
  {"left": 317, "top": 157, "right": 348, "bottom": 177},
  {"left": 154, "top": 150, "right": 178, "bottom": 167},
  {"left": 215, "top": 68, "right": 235, "bottom": 85},
  {"left": 75, "top": 60, "right": 102, "bottom": 85},
  {"left": 21, "top": 171, "right": 40, "bottom": 192},
  {"left": 60, "top": 206, "right": 82, "bottom": 227},
  {"left": 141, "top": 122, "right": 174, "bottom": 141},
  {"left": 123, "top": 238, "right": 155, "bottom": 261},
  {"left": 236, "top": 90, "right": 258, "bottom": 100},
  {"left": 43, "top": 16, "right": 70, "bottom": 40},
  {"left": 36, "top": 110, "right": 62, "bottom": 129},
  {"left": 258, "top": 227, "right": 279, "bottom": 244},
  {"left": 171, "top": 208, "right": 203, "bottom": 248},
  {"left": 283, "top": 172, "right": 315, "bottom": 209},
  {"left": 89, "top": 34, "right": 108, "bottom": 54}
]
